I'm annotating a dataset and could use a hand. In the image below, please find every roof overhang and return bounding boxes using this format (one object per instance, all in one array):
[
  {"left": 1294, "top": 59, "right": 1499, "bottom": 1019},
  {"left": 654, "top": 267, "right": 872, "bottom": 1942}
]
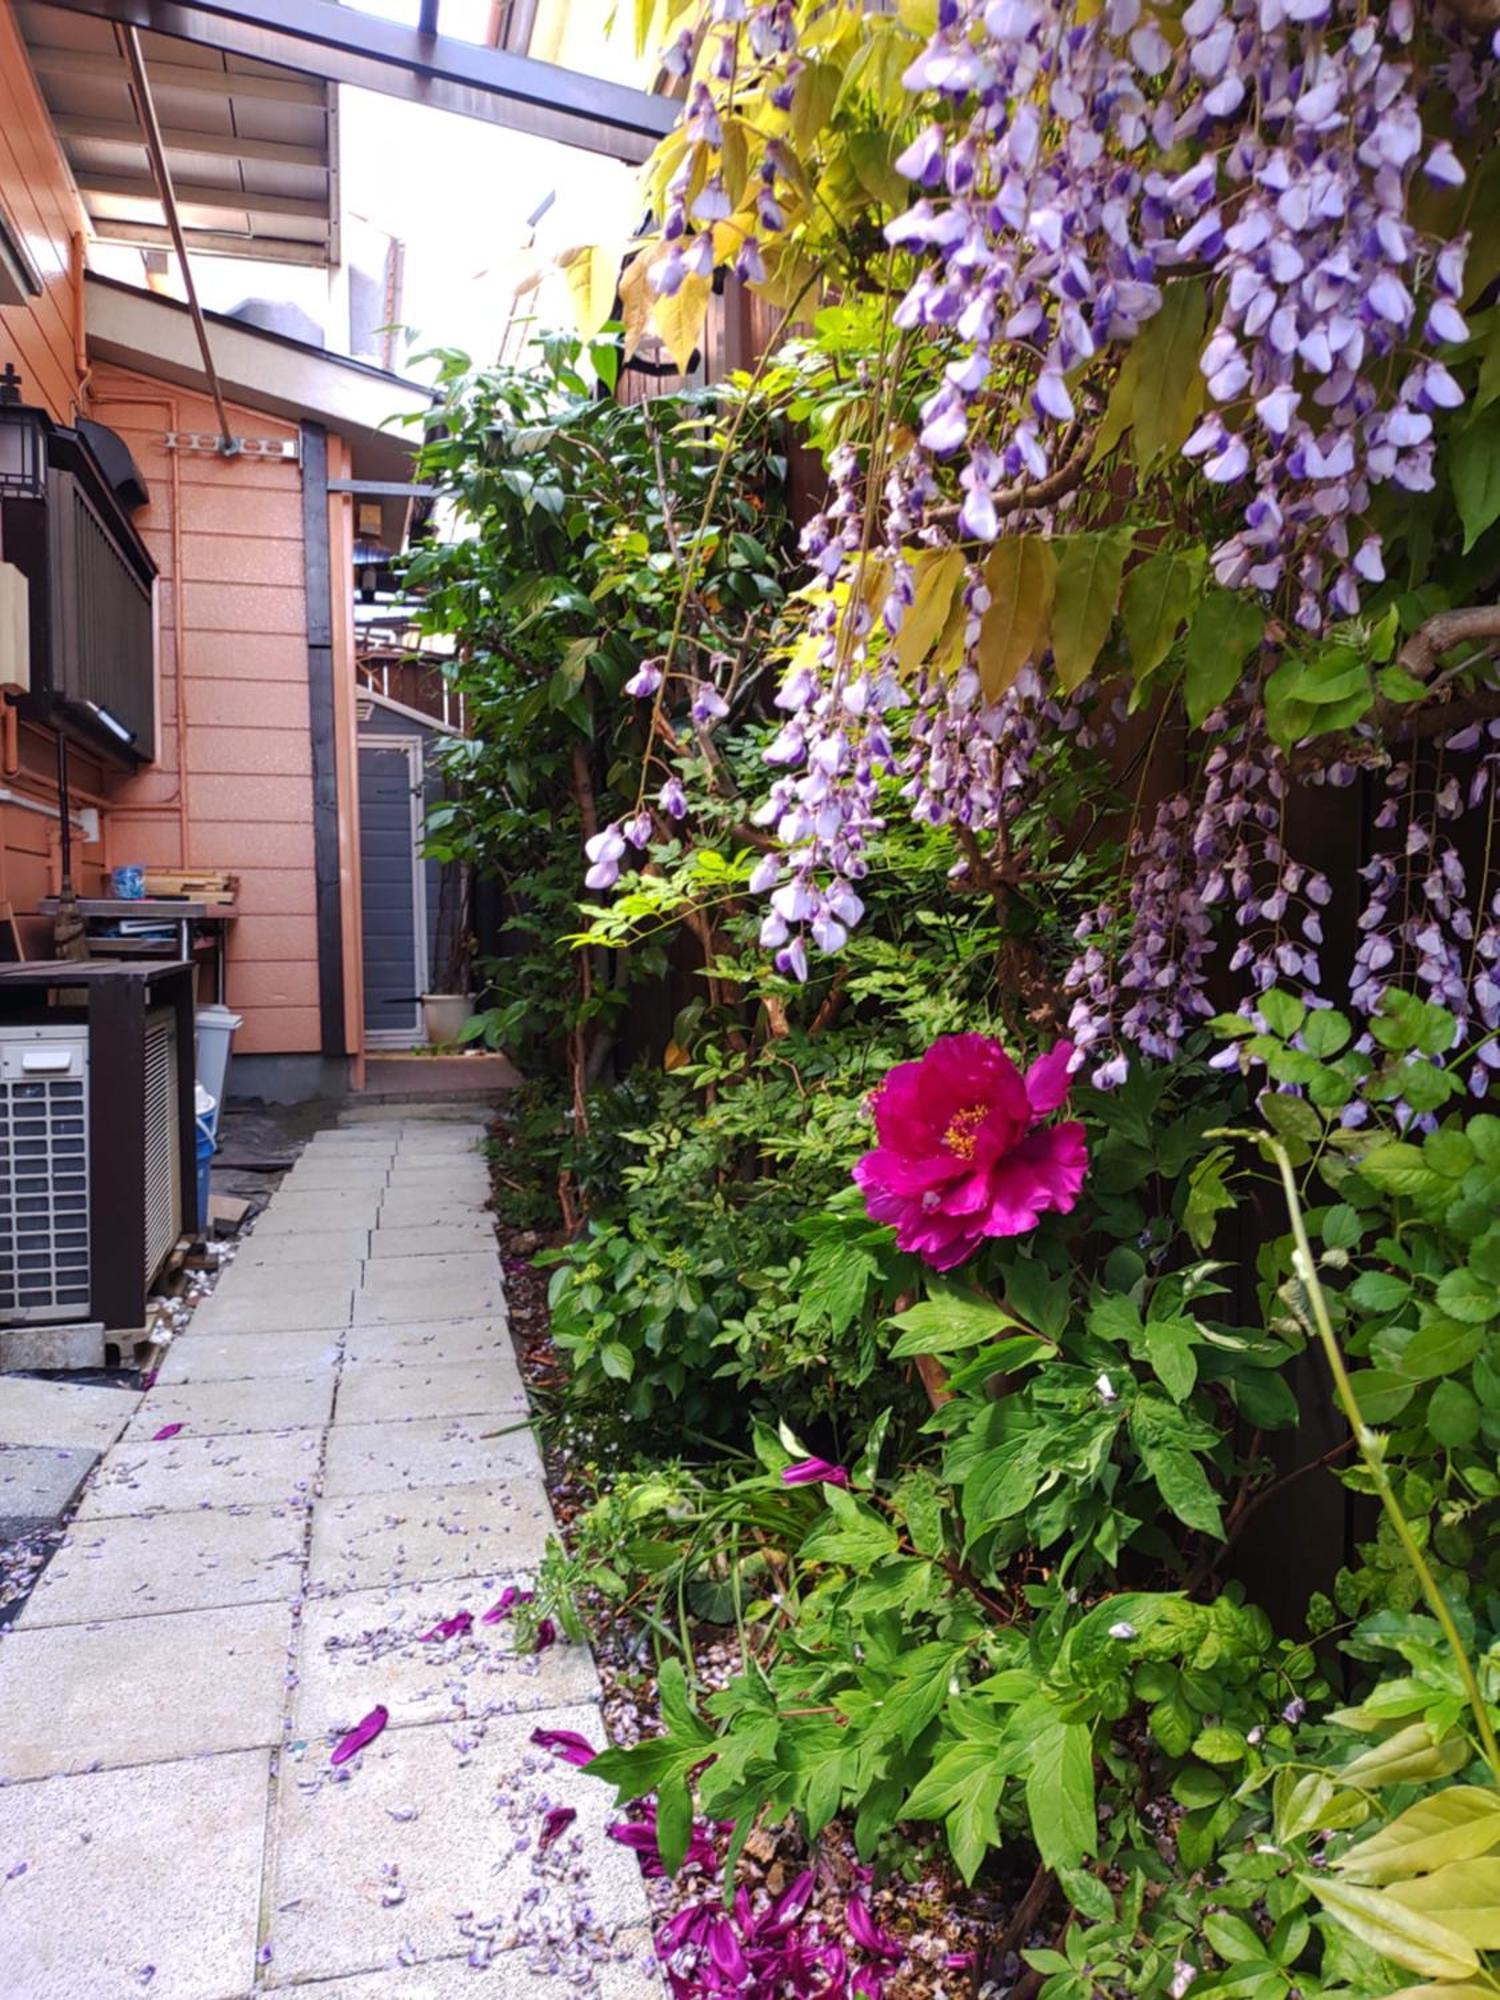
[
  {"left": 85, "top": 271, "right": 433, "bottom": 479},
  {"left": 33, "top": 0, "right": 677, "bottom": 166},
  {"left": 18, "top": 0, "right": 339, "bottom": 267}
]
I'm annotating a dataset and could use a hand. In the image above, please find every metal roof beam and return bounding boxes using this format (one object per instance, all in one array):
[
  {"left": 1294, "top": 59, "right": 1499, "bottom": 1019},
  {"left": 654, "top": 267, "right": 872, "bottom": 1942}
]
[
  {"left": 41, "top": 0, "right": 678, "bottom": 163},
  {"left": 79, "top": 170, "right": 330, "bottom": 220},
  {"left": 25, "top": 41, "right": 329, "bottom": 105},
  {"left": 89, "top": 215, "right": 328, "bottom": 262},
  {"left": 54, "top": 113, "right": 327, "bottom": 168}
]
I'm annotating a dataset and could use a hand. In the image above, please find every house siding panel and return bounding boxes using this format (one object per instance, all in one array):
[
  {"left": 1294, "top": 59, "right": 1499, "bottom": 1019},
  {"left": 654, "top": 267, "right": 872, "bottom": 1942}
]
[
  {"left": 0, "top": 13, "right": 86, "bottom": 426},
  {"left": 92, "top": 364, "right": 323, "bottom": 1058}
]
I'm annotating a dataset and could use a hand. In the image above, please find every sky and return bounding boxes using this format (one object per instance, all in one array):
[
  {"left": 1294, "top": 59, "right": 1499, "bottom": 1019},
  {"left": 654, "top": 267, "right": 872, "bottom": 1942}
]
[{"left": 90, "top": 0, "right": 654, "bottom": 381}]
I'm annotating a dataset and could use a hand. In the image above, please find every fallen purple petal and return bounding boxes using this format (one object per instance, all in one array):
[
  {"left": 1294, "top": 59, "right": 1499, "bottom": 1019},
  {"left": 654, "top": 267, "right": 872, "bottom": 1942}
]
[
  {"left": 150, "top": 1424, "right": 183, "bottom": 1442},
  {"left": 847, "top": 1897, "right": 904, "bottom": 1962},
  {"left": 530, "top": 1727, "right": 596, "bottom": 1767},
  {"left": 480, "top": 1585, "right": 532, "bottom": 1625},
  {"left": 538, "top": 1806, "right": 577, "bottom": 1851},
  {"left": 533, "top": 1617, "right": 557, "bottom": 1652},
  {"left": 417, "top": 1611, "right": 473, "bottom": 1642},
  {"left": 330, "top": 1704, "right": 388, "bottom": 1766}
]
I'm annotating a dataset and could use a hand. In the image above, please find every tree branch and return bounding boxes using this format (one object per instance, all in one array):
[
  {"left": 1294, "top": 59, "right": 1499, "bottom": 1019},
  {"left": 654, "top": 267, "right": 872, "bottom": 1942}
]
[
  {"left": 928, "top": 433, "right": 1096, "bottom": 531},
  {"left": 1398, "top": 603, "right": 1500, "bottom": 682}
]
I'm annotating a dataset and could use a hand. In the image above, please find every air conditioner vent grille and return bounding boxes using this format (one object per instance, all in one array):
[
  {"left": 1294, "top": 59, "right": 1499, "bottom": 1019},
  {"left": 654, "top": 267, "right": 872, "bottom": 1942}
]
[
  {"left": 0, "top": 1033, "right": 90, "bottom": 1322},
  {"left": 142, "top": 1008, "right": 181, "bottom": 1282}
]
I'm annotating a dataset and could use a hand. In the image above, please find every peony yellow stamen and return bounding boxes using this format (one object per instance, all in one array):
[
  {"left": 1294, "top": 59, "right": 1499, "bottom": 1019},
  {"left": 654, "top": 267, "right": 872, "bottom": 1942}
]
[{"left": 942, "top": 1102, "right": 987, "bottom": 1161}]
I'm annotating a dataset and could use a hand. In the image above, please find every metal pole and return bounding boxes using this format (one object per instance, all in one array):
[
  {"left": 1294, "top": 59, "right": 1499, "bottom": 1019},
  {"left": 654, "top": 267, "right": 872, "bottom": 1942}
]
[{"left": 114, "top": 24, "right": 238, "bottom": 455}]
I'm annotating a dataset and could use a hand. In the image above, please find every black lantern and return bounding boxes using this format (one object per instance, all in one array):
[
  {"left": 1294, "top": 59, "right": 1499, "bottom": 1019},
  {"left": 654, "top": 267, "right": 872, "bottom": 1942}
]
[{"left": 0, "top": 364, "right": 46, "bottom": 500}]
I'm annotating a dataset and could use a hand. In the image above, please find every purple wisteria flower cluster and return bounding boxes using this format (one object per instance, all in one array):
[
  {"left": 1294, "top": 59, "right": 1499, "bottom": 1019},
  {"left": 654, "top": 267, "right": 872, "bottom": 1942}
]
[
  {"left": 582, "top": 0, "right": 1492, "bottom": 992},
  {"left": 1064, "top": 710, "right": 1500, "bottom": 1097}
]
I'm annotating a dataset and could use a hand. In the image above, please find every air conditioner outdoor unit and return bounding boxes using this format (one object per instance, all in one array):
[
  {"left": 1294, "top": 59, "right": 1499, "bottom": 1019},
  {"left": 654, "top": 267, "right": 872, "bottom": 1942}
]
[{"left": 0, "top": 960, "right": 197, "bottom": 1335}]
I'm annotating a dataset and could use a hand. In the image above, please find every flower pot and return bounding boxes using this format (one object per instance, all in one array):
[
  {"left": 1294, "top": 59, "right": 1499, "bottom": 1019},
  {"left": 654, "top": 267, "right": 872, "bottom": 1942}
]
[{"left": 421, "top": 993, "right": 474, "bottom": 1046}]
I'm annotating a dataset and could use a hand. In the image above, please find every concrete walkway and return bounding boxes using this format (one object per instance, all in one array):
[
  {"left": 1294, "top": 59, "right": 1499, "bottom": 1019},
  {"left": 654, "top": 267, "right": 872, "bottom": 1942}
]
[{"left": 0, "top": 1117, "right": 655, "bottom": 2000}]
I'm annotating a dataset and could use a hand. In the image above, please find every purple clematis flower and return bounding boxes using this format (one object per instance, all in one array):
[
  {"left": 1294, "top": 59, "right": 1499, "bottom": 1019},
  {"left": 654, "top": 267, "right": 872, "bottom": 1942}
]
[{"left": 782, "top": 1458, "right": 850, "bottom": 1489}]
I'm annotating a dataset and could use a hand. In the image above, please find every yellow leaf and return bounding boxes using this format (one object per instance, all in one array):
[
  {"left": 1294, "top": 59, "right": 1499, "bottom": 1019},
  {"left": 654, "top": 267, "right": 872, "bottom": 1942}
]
[
  {"left": 893, "top": 548, "right": 967, "bottom": 673},
  {"left": 752, "top": 236, "right": 819, "bottom": 310},
  {"left": 977, "top": 537, "right": 1056, "bottom": 700},
  {"left": 1337, "top": 1787, "right": 1500, "bottom": 1885},
  {"left": 790, "top": 62, "right": 842, "bottom": 154},
  {"left": 1385, "top": 1987, "right": 1500, "bottom": 1999},
  {"left": 559, "top": 243, "right": 623, "bottom": 341},
  {"left": 1385, "top": 1858, "right": 1500, "bottom": 1948},
  {"left": 617, "top": 249, "right": 655, "bottom": 363},
  {"left": 1307, "top": 1877, "right": 1478, "bottom": 1982},
  {"left": 1051, "top": 529, "right": 1131, "bottom": 691},
  {"left": 651, "top": 272, "right": 711, "bottom": 375},
  {"left": 1341, "top": 1724, "right": 1471, "bottom": 1789}
]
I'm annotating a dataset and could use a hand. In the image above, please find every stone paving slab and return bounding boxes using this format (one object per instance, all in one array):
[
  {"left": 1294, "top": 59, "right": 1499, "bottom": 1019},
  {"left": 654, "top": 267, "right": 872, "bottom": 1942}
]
[
  {"left": 0, "top": 1375, "right": 137, "bottom": 1450},
  {"left": 336, "top": 1357, "right": 528, "bottom": 1426},
  {"left": 355, "top": 1276, "right": 506, "bottom": 1326},
  {"left": 343, "top": 1319, "right": 509, "bottom": 1367},
  {"left": 17, "top": 1504, "right": 305, "bottom": 1627},
  {"left": 77, "top": 1427, "right": 323, "bottom": 1520},
  {"left": 291, "top": 1578, "right": 598, "bottom": 1740},
  {"left": 306, "top": 1480, "right": 552, "bottom": 1596},
  {"left": 368, "top": 1221, "right": 495, "bottom": 1257},
  {"left": 236, "top": 1225, "right": 372, "bottom": 1266},
  {"left": 285, "top": 1943, "right": 658, "bottom": 2000},
  {"left": 0, "top": 1600, "right": 293, "bottom": 1781},
  {"left": 121, "top": 1375, "right": 336, "bottom": 1443},
  {"left": 356, "top": 1253, "right": 500, "bottom": 1289},
  {"left": 188, "top": 1276, "right": 358, "bottom": 1335},
  {"left": 157, "top": 1328, "right": 345, "bottom": 1384},
  {"left": 279, "top": 1166, "right": 390, "bottom": 1194},
  {"left": 268, "top": 1704, "right": 652, "bottom": 1985},
  {"left": 0, "top": 1442, "right": 97, "bottom": 1535},
  {"left": 322, "top": 1416, "right": 542, "bottom": 1496},
  {"left": 254, "top": 1192, "right": 385, "bottom": 1236},
  {"left": 375, "top": 1195, "right": 490, "bottom": 1228},
  {"left": 0, "top": 1749, "right": 270, "bottom": 2000}
]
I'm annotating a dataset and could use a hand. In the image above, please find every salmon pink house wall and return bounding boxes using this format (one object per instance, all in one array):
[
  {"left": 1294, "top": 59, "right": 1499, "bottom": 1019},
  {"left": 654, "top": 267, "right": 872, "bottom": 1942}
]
[{"left": 90, "top": 366, "right": 325, "bottom": 1061}]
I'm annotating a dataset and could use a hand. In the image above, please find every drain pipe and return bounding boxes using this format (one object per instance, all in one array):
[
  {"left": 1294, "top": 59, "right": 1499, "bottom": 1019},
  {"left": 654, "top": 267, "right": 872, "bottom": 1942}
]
[{"left": 114, "top": 24, "right": 238, "bottom": 457}]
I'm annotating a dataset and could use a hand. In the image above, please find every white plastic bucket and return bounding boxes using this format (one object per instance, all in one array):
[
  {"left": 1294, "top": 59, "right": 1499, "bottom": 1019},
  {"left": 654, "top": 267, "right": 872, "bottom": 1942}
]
[{"left": 195, "top": 1004, "right": 243, "bottom": 1122}]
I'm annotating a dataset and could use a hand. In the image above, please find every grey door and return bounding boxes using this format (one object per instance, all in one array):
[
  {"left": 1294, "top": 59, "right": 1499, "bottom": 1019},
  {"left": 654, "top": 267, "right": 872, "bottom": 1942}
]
[{"left": 359, "top": 740, "right": 425, "bottom": 1041}]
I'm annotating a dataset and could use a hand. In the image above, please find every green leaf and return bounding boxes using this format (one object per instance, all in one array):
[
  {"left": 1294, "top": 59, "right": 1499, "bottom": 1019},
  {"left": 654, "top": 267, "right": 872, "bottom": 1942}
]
[
  {"left": 1336, "top": 1787, "right": 1500, "bottom": 1885},
  {"left": 1453, "top": 403, "right": 1500, "bottom": 553},
  {"left": 1359, "top": 1143, "right": 1450, "bottom": 1201},
  {"left": 889, "top": 1292, "right": 1023, "bottom": 1358},
  {"left": 1306, "top": 1877, "right": 1479, "bottom": 1981},
  {"left": 1435, "top": 1267, "right": 1500, "bottom": 1325},
  {"left": 1123, "top": 278, "right": 1209, "bottom": 467},
  {"left": 1051, "top": 530, "right": 1132, "bottom": 691},
  {"left": 1185, "top": 1144, "right": 1236, "bottom": 1252},
  {"left": 1265, "top": 642, "right": 1372, "bottom": 746},
  {"left": 799, "top": 1487, "right": 901, "bottom": 1572},
  {"left": 1193, "top": 1726, "right": 1248, "bottom": 1765},
  {"left": 1259, "top": 989, "right": 1306, "bottom": 1039},
  {"left": 1401, "top": 1318, "right": 1483, "bottom": 1381},
  {"left": 1026, "top": 1720, "right": 1095, "bottom": 1870},
  {"left": 1120, "top": 546, "right": 1204, "bottom": 682},
  {"left": 1428, "top": 1378, "right": 1481, "bottom": 1447},
  {"left": 1205, "top": 1913, "right": 1267, "bottom": 1963},
  {"left": 1144, "top": 1318, "right": 1198, "bottom": 1401},
  {"left": 978, "top": 537, "right": 1056, "bottom": 699},
  {"left": 1183, "top": 589, "right": 1265, "bottom": 726},
  {"left": 1057, "top": 1867, "right": 1115, "bottom": 1923},
  {"left": 599, "top": 1340, "right": 636, "bottom": 1381},
  {"left": 1304, "top": 1009, "right": 1352, "bottom": 1057},
  {"left": 1350, "top": 1271, "right": 1412, "bottom": 1312}
]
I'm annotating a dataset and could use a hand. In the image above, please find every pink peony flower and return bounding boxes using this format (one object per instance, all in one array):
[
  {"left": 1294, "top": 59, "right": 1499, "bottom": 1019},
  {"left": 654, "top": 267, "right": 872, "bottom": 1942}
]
[{"left": 853, "top": 1034, "right": 1087, "bottom": 1269}]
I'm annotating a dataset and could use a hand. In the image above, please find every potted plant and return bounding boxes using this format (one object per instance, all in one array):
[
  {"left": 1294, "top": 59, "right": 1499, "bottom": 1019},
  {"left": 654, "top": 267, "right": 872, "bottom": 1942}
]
[{"left": 421, "top": 856, "right": 475, "bottom": 1046}]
